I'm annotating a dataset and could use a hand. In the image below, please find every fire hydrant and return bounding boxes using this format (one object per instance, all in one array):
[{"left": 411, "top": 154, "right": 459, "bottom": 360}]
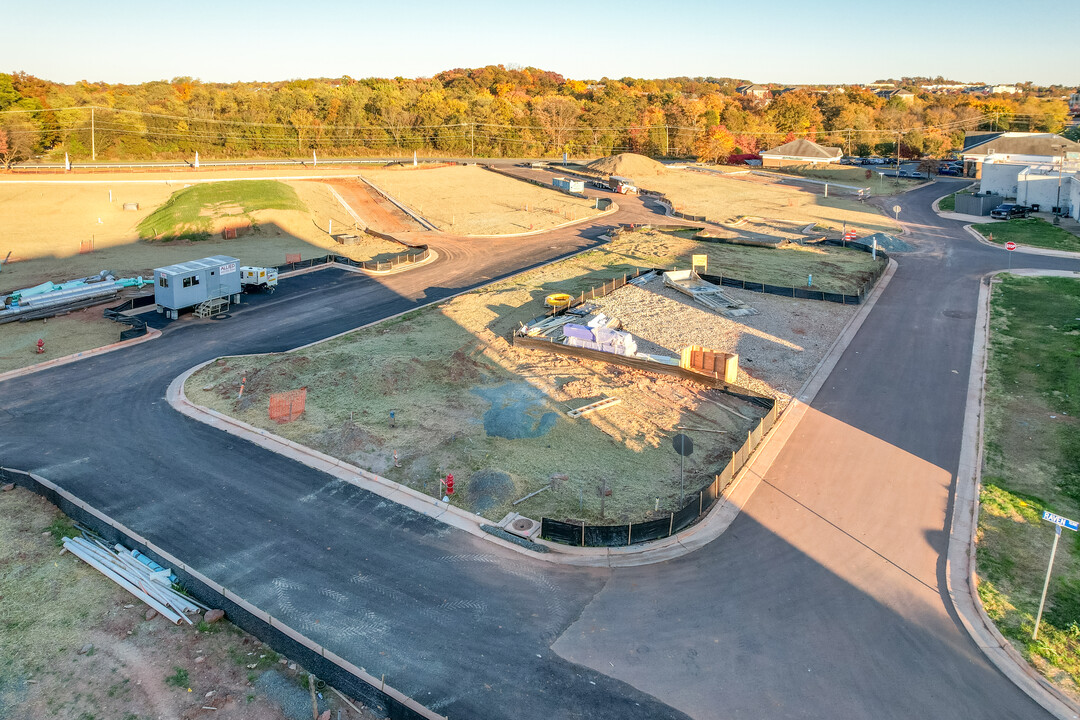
[{"left": 36, "top": 338, "right": 45, "bottom": 354}]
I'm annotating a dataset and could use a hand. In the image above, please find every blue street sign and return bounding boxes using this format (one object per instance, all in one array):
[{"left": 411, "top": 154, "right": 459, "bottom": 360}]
[{"left": 1042, "top": 511, "right": 1080, "bottom": 532}]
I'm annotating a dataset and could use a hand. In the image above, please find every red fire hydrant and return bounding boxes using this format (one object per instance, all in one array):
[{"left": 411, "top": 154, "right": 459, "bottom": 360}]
[{"left": 35, "top": 338, "right": 45, "bottom": 354}]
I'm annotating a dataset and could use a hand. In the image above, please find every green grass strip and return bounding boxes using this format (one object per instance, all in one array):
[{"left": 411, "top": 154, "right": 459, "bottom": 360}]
[
  {"left": 973, "top": 217, "right": 1080, "bottom": 253},
  {"left": 137, "top": 180, "right": 306, "bottom": 241}
]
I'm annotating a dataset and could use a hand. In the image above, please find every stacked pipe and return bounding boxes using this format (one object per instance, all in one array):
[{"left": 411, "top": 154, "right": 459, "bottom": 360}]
[{"left": 61, "top": 536, "right": 207, "bottom": 624}]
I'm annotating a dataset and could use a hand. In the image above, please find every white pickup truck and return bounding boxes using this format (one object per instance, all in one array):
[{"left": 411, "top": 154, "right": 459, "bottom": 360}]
[{"left": 239, "top": 266, "right": 278, "bottom": 292}]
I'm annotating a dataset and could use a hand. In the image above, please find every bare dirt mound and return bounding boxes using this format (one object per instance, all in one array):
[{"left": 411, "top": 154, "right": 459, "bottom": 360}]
[{"left": 585, "top": 153, "right": 667, "bottom": 177}]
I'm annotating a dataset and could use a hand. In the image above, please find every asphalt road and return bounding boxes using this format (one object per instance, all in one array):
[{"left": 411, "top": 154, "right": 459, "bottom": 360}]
[{"left": 3, "top": 177, "right": 1079, "bottom": 718}]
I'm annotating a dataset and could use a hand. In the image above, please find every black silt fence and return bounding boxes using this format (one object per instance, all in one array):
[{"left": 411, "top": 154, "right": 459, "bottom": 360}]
[
  {"left": 540, "top": 518, "right": 583, "bottom": 545},
  {"left": 275, "top": 249, "right": 429, "bottom": 276},
  {"left": 104, "top": 295, "right": 153, "bottom": 339},
  {"left": 672, "top": 501, "right": 701, "bottom": 534},
  {"left": 629, "top": 517, "right": 672, "bottom": 544},
  {"left": 584, "top": 524, "right": 630, "bottom": 547},
  {"left": 1, "top": 467, "right": 440, "bottom": 720}
]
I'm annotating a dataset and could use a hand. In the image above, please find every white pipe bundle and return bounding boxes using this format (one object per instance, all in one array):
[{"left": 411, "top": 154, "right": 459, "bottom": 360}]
[{"left": 62, "top": 536, "right": 207, "bottom": 625}]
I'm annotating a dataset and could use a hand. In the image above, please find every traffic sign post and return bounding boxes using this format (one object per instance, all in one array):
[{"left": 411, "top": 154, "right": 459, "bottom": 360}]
[
  {"left": 892, "top": 204, "right": 901, "bottom": 221},
  {"left": 1034, "top": 511, "right": 1079, "bottom": 640},
  {"left": 672, "top": 433, "right": 694, "bottom": 505},
  {"left": 1006, "top": 241, "right": 1016, "bottom": 271}
]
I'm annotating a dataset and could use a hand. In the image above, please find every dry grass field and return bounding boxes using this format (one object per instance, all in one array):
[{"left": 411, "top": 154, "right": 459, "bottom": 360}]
[
  {"left": 360, "top": 165, "right": 604, "bottom": 234},
  {"left": 0, "top": 178, "right": 403, "bottom": 292},
  {"left": 0, "top": 309, "right": 122, "bottom": 374},
  {"left": 642, "top": 168, "right": 901, "bottom": 234}
]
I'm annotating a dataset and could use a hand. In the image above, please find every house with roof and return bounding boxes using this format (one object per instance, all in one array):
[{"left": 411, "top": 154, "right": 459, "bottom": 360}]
[
  {"left": 961, "top": 131, "right": 1080, "bottom": 185},
  {"left": 736, "top": 84, "right": 771, "bottom": 100},
  {"left": 876, "top": 89, "right": 916, "bottom": 103},
  {"left": 759, "top": 138, "right": 842, "bottom": 168}
]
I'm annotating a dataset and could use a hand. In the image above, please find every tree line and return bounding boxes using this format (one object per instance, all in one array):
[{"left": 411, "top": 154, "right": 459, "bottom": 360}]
[{"left": 0, "top": 67, "right": 1072, "bottom": 168}]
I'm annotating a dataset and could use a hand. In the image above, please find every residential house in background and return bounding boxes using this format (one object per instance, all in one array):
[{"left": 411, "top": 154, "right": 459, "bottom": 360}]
[
  {"left": 736, "top": 84, "right": 772, "bottom": 101},
  {"left": 760, "top": 138, "right": 842, "bottom": 168},
  {"left": 875, "top": 89, "right": 916, "bottom": 103}
]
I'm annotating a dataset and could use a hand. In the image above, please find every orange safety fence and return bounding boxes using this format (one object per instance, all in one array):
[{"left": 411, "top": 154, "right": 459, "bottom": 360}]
[{"left": 269, "top": 387, "right": 307, "bottom": 423}]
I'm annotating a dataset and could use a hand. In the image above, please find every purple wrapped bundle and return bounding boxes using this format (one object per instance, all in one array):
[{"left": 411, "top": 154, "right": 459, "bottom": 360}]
[{"left": 562, "top": 323, "right": 596, "bottom": 341}]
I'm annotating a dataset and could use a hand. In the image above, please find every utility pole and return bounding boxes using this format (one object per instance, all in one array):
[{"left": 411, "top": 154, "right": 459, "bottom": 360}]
[
  {"left": 895, "top": 131, "right": 901, "bottom": 185},
  {"left": 1053, "top": 144, "right": 1065, "bottom": 225},
  {"left": 470, "top": 123, "right": 475, "bottom": 158},
  {"left": 91, "top": 107, "right": 96, "bottom": 162}
]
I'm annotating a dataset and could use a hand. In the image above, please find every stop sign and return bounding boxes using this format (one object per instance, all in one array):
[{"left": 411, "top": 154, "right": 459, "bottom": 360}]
[{"left": 1005, "top": 241, "right": 1017, "bottom": 251}]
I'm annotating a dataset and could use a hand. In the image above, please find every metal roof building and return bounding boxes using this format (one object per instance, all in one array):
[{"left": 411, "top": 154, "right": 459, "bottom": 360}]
[{"left": 153, "top": 255, "right": 241, "bottom": 319}]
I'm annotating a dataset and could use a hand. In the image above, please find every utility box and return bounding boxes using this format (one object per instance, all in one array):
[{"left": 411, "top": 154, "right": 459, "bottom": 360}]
[
  {"left": 153, "top": 255, "right": 241, "bottom": 319},
  {"left": 552, "top": 177, "right": 584, "bottom": 194}
]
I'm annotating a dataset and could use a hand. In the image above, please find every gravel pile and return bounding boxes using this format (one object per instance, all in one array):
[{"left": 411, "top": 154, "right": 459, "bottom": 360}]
[{"left": 591, "top": 275, "right": 855, "bottom": 403}]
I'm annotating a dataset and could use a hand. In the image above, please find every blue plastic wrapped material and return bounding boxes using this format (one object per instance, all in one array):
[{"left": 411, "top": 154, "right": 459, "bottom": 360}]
[{"left": 562, "top": 323, "right": 595, "bottom": 341}]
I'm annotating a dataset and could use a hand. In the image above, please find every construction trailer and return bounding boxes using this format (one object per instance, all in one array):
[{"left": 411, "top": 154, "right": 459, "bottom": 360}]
[
  {"left": 552, "top": 177, "right": 585, "bottom": 194},
  {"left": 153, "top": 255, "right": 241, "bottom": 319}
]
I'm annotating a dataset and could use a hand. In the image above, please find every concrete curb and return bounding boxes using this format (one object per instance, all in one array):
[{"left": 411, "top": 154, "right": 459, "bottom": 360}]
[
  {"left": 0, "top": 327, "right": 161, "bottom": 384},
  {"left": 165, "top": 253, "right": 898, "bottom": 566},
  {"left": 963, "top": 224, "right": 1080, "bottom": 259},
  {"left": 949, "top": 271, "right": 1080, "bottom": 720}
]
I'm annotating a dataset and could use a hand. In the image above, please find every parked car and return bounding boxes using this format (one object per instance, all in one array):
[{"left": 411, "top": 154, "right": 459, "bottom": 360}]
[
  {"left": 989, "top": 203, "right": 1031, "bottom": 220},
  {"left": 938, "top": 166, "right": 960, "bottom": 176}
]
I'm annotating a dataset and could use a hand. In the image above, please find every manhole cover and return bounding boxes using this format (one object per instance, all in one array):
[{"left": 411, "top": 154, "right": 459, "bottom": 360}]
[{"left": 512, "top": 518, "right": 534, "bottom": 532}]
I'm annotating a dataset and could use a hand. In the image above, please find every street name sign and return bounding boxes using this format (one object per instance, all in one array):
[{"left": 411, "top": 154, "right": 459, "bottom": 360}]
[{"left": 1042, "top": 511, "right": 1079, "bottom": 532}]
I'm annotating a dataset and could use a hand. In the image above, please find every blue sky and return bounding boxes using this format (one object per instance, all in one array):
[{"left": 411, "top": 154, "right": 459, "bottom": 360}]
[{"left": 6, "top": 0, "right": 1079, "bottom": 86}]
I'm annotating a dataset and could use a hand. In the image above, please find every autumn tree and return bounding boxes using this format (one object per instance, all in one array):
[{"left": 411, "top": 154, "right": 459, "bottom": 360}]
[
  {"left": 695, "top": 125, "right": 735, "bottom": 164},
  {"left": 0, "top": 116, "right": 40, "bottom": 168},
  {"left": 533, "top": 95, "right": 580, "bottom": 152}
]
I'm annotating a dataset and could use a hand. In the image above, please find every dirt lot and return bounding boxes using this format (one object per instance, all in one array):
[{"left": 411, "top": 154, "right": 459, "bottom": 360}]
[
  {"left": 768, "top": 165, "right": 923, "bottom": 196},
  {"left": 618, "top": 227, "right": 884, "bottom": 294},
  {"left": 641, "top": 168, "right": 901, "bottom": 234},
  {"left": 0, "top": 486, "right": 375, "bottom": 720},
  {"left": 360, "top": 165, "right": 603, "bottom": 235},
  {"left": 186, "top": 228, "right": 861, "bottom": 525},
  {"left": 0, "top": 179, "right": 403, "bottom": 293}
]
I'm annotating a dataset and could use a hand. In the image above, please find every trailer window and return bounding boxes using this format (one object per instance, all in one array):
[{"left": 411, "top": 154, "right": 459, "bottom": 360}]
[
  {"left": 182, "top": 275, "right": 200, "bottom": 289},
  {"left": 159, "top": 276, "right": 168, "bottom": 288}
]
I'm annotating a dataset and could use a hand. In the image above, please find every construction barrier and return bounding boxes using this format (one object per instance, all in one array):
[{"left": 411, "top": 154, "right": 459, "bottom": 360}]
[
  {"left": 275, "top": 248, "right": 430, "bottom": 276},
  {"left": 269, "top": 387, "right": 307, "bottom": 423},
  {"left": 0, "top": 467, "right": 443, "bottom": 720},
  {"left": 539, "top": 402, "right": 778, "bottom": 547}
]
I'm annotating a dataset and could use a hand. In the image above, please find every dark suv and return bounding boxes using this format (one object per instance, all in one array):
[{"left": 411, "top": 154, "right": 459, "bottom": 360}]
[{"left": 990, "top": 203, "right": 1031, "bottom": 220}]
